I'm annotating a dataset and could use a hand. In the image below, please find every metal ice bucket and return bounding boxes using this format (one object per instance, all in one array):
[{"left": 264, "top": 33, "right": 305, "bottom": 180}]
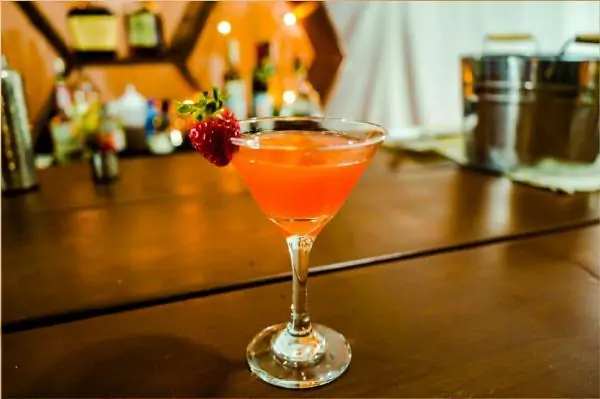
[{"left": 461, "top": 34, "right": 600, "bottom": 173}]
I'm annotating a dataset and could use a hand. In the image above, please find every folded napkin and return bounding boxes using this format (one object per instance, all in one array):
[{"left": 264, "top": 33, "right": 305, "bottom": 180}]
[{"left": 389, "top": 135, "right": 600, "bottom": 194}]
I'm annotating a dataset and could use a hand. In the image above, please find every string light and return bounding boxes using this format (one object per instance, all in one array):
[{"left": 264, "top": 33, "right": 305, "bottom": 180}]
[
  {"left": 283, "top": 12, "right": 297, "bottom": 26},
  {"left": 170, "top": 129, "right": 184, "bottom": 147},
  {"left": 283, "top": 90, "right": 296, "bottom": 104},
  {"left": 217, "top": 21, "right": 231, "bottom": 35}
]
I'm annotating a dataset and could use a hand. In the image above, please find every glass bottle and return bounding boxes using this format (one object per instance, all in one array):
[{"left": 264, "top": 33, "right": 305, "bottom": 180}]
[
  {"left": 49, "top": 58, "right": 80, "bottom": 164},
  {"left": 69, "top": 70, "right": 102, "bottom": 155},
  {"left": 88, "top": 110, "right": 120, "bottom": 185},
  {"left": 252, "top": 42, "right": 275, "bottom": 118},
  {"left": 224, "top": 39, "right": 248, "bottom": 120},
  {"left": 280, "top": 58, "right": 323, "bottom": 117},
  {"left": 67, "top": 1, "right": 118, "bottom": 61},
  {"left": 125, "top": 1, "right": 165, "bottom": 57}
]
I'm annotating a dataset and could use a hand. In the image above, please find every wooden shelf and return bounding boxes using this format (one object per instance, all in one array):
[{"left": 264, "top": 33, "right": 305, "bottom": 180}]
[
  {"left": 73, "top": 54, "right": 174, "bottom": 67},
  {"left": 15, "top": 0, "right": 343, "bottom": 154},
  {"left": 15, "top": 1, "right": 216, "bottom": 147}
]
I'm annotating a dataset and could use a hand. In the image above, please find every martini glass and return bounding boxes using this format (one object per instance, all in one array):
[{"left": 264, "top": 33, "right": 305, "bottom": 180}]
[{"left": 230, "top": 116, "right": 386, "bottom": 389}]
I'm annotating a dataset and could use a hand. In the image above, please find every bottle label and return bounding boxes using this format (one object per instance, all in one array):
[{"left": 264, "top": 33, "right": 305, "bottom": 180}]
[
  {"left": 102, "top": 118, "right": 127, "bottom": 152},
  {"left": 50, "top": 121, "right": 82, "bottom": 163},
  {"left": 50, "top": 121, "right": 74, "bottom": 143},
  {"left": 112, "top": 129, "right": 127, "bottom": 152},
  {"left": 225, "top": 80, "right": 248, "bottom": 120},
  {"left": 68, "top": 16, "right": 118, "bottom": 51},
  {"left": 128, "top": 13, "right": 159, "bottom": 48},
  {"left": 56, "top": 85, "right": 72, "bottom": 115},
  {"left": 253, "top": 93, "right": 273, "bottom": 118}
]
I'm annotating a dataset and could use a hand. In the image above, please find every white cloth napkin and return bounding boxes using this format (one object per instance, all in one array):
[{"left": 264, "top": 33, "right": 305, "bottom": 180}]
[{"left": 387, "top": 135, "right": 600, "bottom": 194}]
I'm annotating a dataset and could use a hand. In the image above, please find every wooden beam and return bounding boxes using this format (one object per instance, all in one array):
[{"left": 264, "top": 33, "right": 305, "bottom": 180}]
[
  {"left": 174, "top": 62, "right": 202, "bottom": 91},
  {"left": 288, "top": 1, "right": 344, "bottom": 106},
  {"left": 15, "top": 2, "right": 75, "bottom": 146},
  {"left": 301, "top": 3, "right": 344, "bottom": 105},
  {"left": 15, "top": 1, "right": 74, "bottom": 71},
  {"left": 14, "top": 1, "right": 214, "bottom": 149},
  {"left": 169, "top": 1, "right": 217, "bottom": 62}
]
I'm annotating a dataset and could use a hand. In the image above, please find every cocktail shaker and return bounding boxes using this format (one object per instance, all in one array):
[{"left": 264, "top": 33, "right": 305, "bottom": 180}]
[{"left": 1, "top": 54, "right": 38, "bottom": 193}]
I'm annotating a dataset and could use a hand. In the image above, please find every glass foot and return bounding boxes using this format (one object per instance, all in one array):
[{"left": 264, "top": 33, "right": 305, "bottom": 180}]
[{"left": 246, "top": 323, "right": 352, "bottom": 389}]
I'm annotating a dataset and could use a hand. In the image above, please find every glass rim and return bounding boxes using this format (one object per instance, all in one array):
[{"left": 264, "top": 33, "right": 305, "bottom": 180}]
[{"left": 230, "top": 116, "right": 387, "bottom": 151}]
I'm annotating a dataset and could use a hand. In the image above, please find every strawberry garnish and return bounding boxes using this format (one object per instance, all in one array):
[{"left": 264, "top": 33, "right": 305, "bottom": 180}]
[{"left": 176, "top": 87, "right": 241, "bottom": 167}]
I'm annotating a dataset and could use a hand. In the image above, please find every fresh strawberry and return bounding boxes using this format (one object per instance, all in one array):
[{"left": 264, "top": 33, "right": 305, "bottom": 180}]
[{"left": 176, "top": 87, "right": 241, "bottom": 167}]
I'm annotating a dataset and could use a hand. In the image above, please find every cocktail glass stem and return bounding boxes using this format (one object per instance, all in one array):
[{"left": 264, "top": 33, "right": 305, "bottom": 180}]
[
  {"left": 287, "top": 235, "right": 313, "bottom": 336},
  {"left": 271, "top": 235, "right": 327, "bottom": 366}
]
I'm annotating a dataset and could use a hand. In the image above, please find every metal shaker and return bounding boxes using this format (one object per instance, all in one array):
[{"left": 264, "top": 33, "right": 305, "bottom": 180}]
[{"left": 1, "top": 55, "right": 38, "bottom": 193}]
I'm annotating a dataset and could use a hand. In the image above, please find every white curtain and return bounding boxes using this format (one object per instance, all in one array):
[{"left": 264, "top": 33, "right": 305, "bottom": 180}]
[{"left": 325, "top": 1, "right": 600, "bottom": 138}]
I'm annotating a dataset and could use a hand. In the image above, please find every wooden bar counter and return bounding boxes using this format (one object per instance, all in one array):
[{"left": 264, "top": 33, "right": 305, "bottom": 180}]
[
  {"left": 2, "top": 152, "right": 599, "bottom": 328},
  {"left": 4, "top": 226, "right": 598, "bottom": 398}
]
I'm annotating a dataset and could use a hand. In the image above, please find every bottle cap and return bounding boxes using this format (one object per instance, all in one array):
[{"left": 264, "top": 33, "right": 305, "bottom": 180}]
[
  {"left": 256, "top": 42, "right": 270, "bottom": 62},
  {"left": 161, "top": 99, "right": 170, "bottom": 112}
]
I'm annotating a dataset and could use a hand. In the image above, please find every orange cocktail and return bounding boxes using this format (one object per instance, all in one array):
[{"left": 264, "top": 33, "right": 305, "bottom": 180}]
[
  {"left": 232, "top": 131, "right": 377, "bottom": 237},
  {"left": 175, "top": 89, "right": 387, "bottom": 389},
  {"left": 230, "top": 117, "right": 386, "bottom": 390}
]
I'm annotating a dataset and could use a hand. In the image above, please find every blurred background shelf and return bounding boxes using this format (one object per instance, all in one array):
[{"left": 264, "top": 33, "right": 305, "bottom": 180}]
[
  {"left": 12, "top": 0, "right": 212, "bottom": 147},
  {"left": 73, "top": 54, "right": 174, "bottom": 67},
  {"left": 4, "top": 0, "right": 340, "bottom": 161}
]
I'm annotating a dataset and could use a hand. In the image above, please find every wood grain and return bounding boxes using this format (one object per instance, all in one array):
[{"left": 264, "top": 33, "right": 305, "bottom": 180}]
[
  {"left": 4, "top": 227, "right": 598, "bottom": 398},
  {"left": 520, "top": 225, "right": 599, "bottom": 279},
  {"left": 2, "top": 152, "right": 598, "bottom": 326},
  {"left": 1, "top": 152, "right": 445, "bottom": 214}
]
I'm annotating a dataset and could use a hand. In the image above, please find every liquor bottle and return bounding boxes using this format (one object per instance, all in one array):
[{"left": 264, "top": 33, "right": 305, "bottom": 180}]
[
  {"left": 146, "top": 99, "right": 175, "bottom": 154},
  {"left": 252, "top": 42, "right": 274, "bottom": 118},
  {"left": 104, "top": 102, "right": 127, "bottom": 153},
  {"left": 53, "top": 59, "right": 73, "bottom": 118},
  {"left": 223, "top": 39, "right": 248, "bottom": 120},
  {"left": 49, "top": 58, "right": 80, "bottom": 164},
  {"left": 157, "top": 99, "right": 171, "bottom": 132},
  {"left": 125, "top": 1, "right": 165, "bottom": 57},
  {"left": 145, "top": 99, "right": 158, "bottom": 138},
  {"left": 88, "top": 109, "right": 119, "bottom": 184},
  {"left": 116, "top": 84, "right": 148, "bottom": 154},
  {"left": 67, "top": 2, "right": 118, "bottom": 61},
  {"left": 67, "top": 69, "right": 102, "bottom": 156},
  {"left": 280, "top": 58, "right": 323, "bottom": 117}
]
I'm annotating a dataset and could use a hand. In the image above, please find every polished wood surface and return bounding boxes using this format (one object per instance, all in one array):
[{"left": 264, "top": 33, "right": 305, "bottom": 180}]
[
  {"left": 1, "top": 151, "right": 445, "bottom": 213},
  {"left": 2, "top": 152, "right": 598, "bottom": 326},
  {"left": 525, "top": 223, "right": 599, "bottom": 278},
  {"left": 4, "top": 226, "right": 598, "bottom": 398}
]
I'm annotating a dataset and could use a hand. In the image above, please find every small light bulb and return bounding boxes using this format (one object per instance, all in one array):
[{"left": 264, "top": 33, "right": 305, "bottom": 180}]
[
  {"left": 170, "top": 129, "right": 183, "bottom": 147},
  {"left": 283, "top": 12, "right": 297, "bottom": 26},
  {"left": 217, "top": 21, "right": 231, "bottom": 35},
  {"left": 283, "top": 90, "right": 297, "bottom": 104}
]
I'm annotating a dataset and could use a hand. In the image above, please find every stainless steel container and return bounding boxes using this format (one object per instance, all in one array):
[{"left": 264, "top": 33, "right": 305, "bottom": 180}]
[
  {"left": 461, "top": 34, "right": 600, "bottom": 173},
  {"left": 1, "top": 55, "right": 38, "bottom": 193}
]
